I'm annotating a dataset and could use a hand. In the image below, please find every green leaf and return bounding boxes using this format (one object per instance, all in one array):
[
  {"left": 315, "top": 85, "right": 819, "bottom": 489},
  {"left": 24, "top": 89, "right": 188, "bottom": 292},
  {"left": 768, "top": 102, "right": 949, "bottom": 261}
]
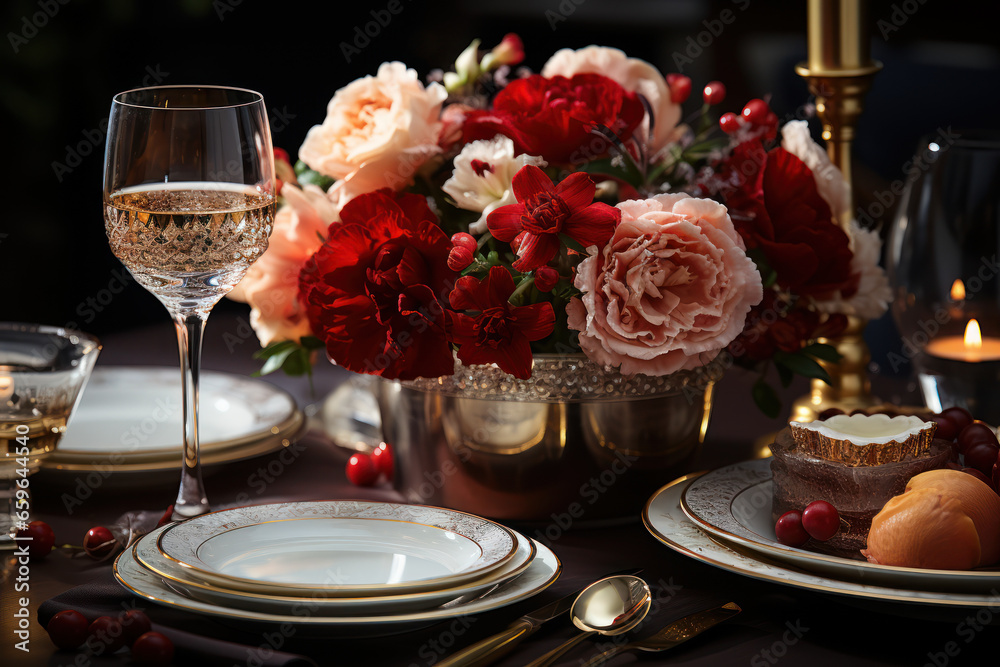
[
  {"left": 257, "top": 345, "right": 298, "bottom": 376},
  {"left": 774, "top": 350, "right": 833, "bottom": 385},
  {"left": 281, "top": 349, "right": 311, "bottom": 376},
  {"left": 776, "top": 362, "right": 794, "bottom": 388},
  {"left": 801, "top": 343, "right": 842, "bottom": 363},
  {"left": 752, "top": 379, "right": 781, "bottom": 419},
  {"left": 296, "top": 169, "right": 336, "bottom": 192},
  {"left": 252, "top": 340, "right": 296, "bottom": 361},
  {"left": 575, "top": 156, "right": 643, "bottom": 188},
  {"left": 300, "top": 336, "right": 325, "bottom": 351},
  {"left": 559, "top": 234, "right": 588, "bottom": 254}
]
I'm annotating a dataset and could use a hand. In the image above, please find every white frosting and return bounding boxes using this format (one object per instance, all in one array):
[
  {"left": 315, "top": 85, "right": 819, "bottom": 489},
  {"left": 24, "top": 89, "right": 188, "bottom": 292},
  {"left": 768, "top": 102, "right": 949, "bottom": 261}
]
[{"left": 791, "top": 414, "right": 935, "bottom": 446}]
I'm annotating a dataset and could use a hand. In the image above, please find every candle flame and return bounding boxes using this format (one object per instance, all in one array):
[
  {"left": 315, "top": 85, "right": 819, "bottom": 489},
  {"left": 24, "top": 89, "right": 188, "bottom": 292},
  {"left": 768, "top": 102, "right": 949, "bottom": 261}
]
[
  {"left": 965, "top": 319, "right": 983, "bottom": 350},
  {"left": 951, "top": 279, "right": 966, "bottom": 301}
]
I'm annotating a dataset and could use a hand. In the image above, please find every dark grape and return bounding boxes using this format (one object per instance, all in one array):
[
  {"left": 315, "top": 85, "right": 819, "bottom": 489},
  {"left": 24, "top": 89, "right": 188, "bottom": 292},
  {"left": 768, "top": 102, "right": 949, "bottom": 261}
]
[
  {"left": 941, "top": 406, "right": 974, "bottom": 434},
  {"left": 928, "top": 414, "right": 958, "bottom": 441},
  {"left": 774, "top": 511, "right": 810, "bottom": 547},
  {"left": 46, "top": 610, "right": 89, "bottom": 650},
  {"left": 958, "top": 421, "right": 999, "bottom": 454},
  {"left": 964, "top": 443, "right": 1000, "bottom": 475},
  {"left": 121, "top": 609, "right": 152, "bottom": 646},
  {"left": 961, "top": 468, "right": 992, "bottom": 485},
  {"left": 87, "top": 616, "right": 125, "bottom": 652},
  {"left": 131, "top": 632, "right": 174, "bottom": 666}
]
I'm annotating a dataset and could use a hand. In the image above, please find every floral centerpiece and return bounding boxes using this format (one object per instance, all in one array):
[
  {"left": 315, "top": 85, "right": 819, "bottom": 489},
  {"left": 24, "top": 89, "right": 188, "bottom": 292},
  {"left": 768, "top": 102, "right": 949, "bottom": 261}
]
[{"left": 230, "top": 35, "right": 890, "bottom": 417}]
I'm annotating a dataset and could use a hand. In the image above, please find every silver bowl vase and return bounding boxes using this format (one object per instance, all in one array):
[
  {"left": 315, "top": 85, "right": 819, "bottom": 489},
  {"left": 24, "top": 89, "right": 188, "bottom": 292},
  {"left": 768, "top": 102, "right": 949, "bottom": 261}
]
[{"left": 376, "top": 354, "right": 724, "bottom": 522}]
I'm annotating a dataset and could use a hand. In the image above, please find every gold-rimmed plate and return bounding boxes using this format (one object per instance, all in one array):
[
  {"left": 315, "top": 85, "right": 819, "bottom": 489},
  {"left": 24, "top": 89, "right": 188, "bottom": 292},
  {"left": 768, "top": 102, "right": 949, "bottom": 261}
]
[
  {"left": 679, "top": 458, "right": 1000, "bottom": 592},
  {"left": 644, "top": 473, "right": 1000, "bottom": 607},
  {"left": 155, "top": 501, "right": 519, "bottom": 596},
  {"left": 114, "top": 537, "right": 560, "bottom": 637}
]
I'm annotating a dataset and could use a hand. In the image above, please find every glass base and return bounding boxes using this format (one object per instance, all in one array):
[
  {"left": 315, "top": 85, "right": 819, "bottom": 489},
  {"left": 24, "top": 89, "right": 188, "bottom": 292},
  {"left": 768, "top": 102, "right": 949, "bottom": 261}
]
[{"left": 915, "top": 351, "right": 1000, "bottom": 425}]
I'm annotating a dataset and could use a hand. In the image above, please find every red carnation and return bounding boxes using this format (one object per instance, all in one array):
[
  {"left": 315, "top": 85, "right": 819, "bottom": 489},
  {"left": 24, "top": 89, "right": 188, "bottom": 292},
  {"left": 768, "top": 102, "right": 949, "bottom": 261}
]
[
  {"left": 449, "top": 267, "right": 555, "bottom": 379},
  {"left": 461, "top": 73, "right": 644, "bottom": 165},
  {"left": 299, "top": 189, "right": 458, "bottom": 381},
  {"left": 487, "top": 166, "right": 619, "bottom": 272},
  {"left": 724, "top": 142, "right": 856, "bottom": 298}
]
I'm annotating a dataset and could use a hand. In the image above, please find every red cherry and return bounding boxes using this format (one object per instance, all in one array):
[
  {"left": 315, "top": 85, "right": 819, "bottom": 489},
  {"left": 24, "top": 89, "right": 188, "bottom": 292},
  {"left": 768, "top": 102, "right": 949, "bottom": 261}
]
[
  {"left": 702, "top": 81, "right": 726, "bottom": 105},
  {"left": 88, "top": 615, "right": 126, "bottom": 652},
  {"left": 958, "top": 421, "right": 999, "bottom": 453},
  {"left": 801, "top": 501, "right": 840, "bottom": 541},
  {"left": 928, "top": 413, "right": 958, "bottom": 441},
  {"left": 46, "top": 610, "right": 89, "bottom": 650},
  {"left": 121, "top": 609, "right": 152, "bottom": 646},
  {"left": 666, "top": 74, "right": 692, "bottom": 104},
  {"left": 450, "top": 232, "right": 477, "bottom": 253},
  {"left": 371, "top": 443, "right": 394, "bottom": 480},
  {"left": 346, "top": 452, "right": 378, "bottom": 486},
  {"left": 83, "top": 526, "right": 117, "bottom": 559},
  {"left": 719, "top": 112, "right": 741, "bottom": 134},
  {"left": 131, "top": 631, "right": 174, "bottom": 667},
  {"left": 741, "top": 98, "right": 770, "bottom": 125},
  {"left": 961, "top": 467, "right": 992, "bottom": 486},
  {"left": 817, "top": 407, "right": 845, "bottom": 420},
  {"left": 964, "top": 443, "right": 999, "bottom": 475},
  {"left": 940, "top": 406, "right": 973, "bottom": 433},
  {"left": 15, "top": 520, "right": 55, "bottom": 559},
  {"left": 774, "top": 510, "right": 810, "bottom": 547}
]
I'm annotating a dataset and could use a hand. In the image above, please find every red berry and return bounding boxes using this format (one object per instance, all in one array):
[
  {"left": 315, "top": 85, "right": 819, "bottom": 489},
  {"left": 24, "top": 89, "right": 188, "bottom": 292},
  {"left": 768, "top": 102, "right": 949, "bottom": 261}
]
[
  {"left": 941, "top": 406, "right": 974, "bottom": 433},
  {"left": 273, "top": 147, "right": 291, "bottom": 164},
  {"left": 534, "top": 266, "right": 559, "bottom": 292},
  {"left": 958, "top": 421, "right": 999, "bottom": 453},
  {"left": 88, "top": 616, "right": 126, "bottom": 652},
  {"left": 83, "top": 526, "right": 117, "bottom": 560},
  {"left": 741, "top": 99, "right": 770, "bottom": 125},
  {"left": 702, "top": 81, "right": 726, "bottom": 105},
  {"left": 121, "top": 609, "right": 152, "bottom": 646},
  {"left": 346, "top": 452, "right": 378, "bottom": 486},
  {"left": 447, "top": 245, "right": 475, "bottom": 272},
  {"left": 15, "top": 520, "right": 55, "bottom": 559},
  {"left": 371, "top": 442, "right": 394, "bottom": 480},
  {"left": 719, "top": 112, "right": 741, "bottom": 134},
  {"left": 774, "top": 510, "right": 809, "bottom": 547},
  {"left": 801, "top": 501, "right": 840, "bottom": 541},
  {"left": 928, "top": 413, "right": 958, "bottom": 441},
  {"left": 47, "top": 610, "right": 89, "bottom": 650},
  {"left": 817, "top": 407, "right": 845, "bottom": 420},
  {"left": 131, "top": 631, "right": 174, "bottom": 667},
  {"left": 451, "top": 232, "right": 477, "bottom": 253},
  {"left": 964, "top": 443, "right": 999, "bottom": 475},
  {"left": 666, "top": 74, "right": 692, "bottom": 104},
  {"left": 157, "top": 505, "right": 175, "bottom": 528},
  {"left": 961, "top": 467, "right": 992, "bottom": 486}
]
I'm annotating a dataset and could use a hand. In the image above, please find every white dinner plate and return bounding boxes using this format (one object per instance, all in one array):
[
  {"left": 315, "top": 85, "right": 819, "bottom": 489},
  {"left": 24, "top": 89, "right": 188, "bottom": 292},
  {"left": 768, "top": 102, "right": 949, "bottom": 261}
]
[
  {"left": 679, "top": 458, "right": 1000, "bottom": 592},
  {"left": 45, "top": 367, "right": 304, "bottom": 470},
  {"left": 134, "top": 523, "right": 536, "bottom": 615},
  {"left": 114, "top": 538, "right": 560, "bottom": 636},
  {"left": 156, "top": 501, "right": 518, "bottom": 595},
  {"left": 645, "top": 473, "right": 1000, "bottom": 607}
]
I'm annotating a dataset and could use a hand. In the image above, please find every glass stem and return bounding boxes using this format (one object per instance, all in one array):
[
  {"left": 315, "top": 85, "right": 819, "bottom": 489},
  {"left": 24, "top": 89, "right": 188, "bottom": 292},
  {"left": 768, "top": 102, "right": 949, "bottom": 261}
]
[{"left": 171, "top": 310, "right": 210, "bottom": 519}]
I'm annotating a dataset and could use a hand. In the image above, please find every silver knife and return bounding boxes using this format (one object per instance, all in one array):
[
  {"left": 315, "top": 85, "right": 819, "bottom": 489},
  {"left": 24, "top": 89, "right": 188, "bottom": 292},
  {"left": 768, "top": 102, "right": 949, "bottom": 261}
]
[{"left": 436, "top": 569, "right": 642, "bottom": 667}]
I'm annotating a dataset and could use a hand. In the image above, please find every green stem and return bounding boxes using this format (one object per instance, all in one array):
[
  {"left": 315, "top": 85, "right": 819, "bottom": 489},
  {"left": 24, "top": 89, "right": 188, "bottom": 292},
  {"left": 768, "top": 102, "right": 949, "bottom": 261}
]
[{"left": 510, "top": 276, "right": 535, "bottom": 304}]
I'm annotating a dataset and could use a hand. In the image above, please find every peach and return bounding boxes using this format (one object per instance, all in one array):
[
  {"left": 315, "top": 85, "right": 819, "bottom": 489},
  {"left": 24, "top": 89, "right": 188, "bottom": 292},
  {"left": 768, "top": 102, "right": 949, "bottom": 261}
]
[{"left": 862, "top": 469, "right": 1000, "bottom": 569}]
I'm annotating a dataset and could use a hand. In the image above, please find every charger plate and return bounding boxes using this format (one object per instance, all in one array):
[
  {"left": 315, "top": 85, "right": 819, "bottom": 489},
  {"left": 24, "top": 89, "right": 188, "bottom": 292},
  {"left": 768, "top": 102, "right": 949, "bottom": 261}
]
[
  {"left": 156, "top": 501, "right": 518, "bottom": 596},
  {"left": 644, "top": 473, "right": 1000, "bottom": 607},
  {"left": 679, "top": 458, "right": 1000, "bottom": 592},
  {"left": 45, "top": 367, "right": 303, "bottom": 471},
  {"left": 114, "top": 538, "right": 560, "bottom": 637},
  {"left": 134, "top": 523, "right": 536, "bottom": 615}
]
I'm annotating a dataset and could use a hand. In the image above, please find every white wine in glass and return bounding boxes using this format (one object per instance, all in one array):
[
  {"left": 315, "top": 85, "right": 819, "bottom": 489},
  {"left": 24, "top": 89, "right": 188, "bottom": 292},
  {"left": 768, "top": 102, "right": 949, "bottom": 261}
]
[{"left": 103, "top": 86, "right": 275, "bottom": 519}]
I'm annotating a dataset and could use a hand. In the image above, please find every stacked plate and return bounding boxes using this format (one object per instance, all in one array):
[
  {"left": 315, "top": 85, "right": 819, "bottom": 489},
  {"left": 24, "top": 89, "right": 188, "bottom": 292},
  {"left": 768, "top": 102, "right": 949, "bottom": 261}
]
[{"left": 115, "top": 500, "right": 559, "bottom": 635}]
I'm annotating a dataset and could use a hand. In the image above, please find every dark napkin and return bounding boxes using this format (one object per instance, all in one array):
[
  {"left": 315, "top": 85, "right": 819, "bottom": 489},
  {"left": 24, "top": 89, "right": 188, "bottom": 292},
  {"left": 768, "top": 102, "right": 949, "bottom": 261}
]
[{"left": 38, "top": 570, "right": 317, "bottom": 667}]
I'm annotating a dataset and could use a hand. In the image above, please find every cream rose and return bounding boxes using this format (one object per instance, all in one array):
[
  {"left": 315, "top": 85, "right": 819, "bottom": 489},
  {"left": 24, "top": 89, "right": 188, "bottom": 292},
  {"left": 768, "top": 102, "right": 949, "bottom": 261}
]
[
  {"left": 229, "top": 184, "right": 340, "bottom": 347},
  {"left": 542, "top": 46, "right": 681, "bottom": 151},
  {"left": 442, "top": 136, "right": 546, "bottom": 235},
  {"left": 298, "top": 62, "right": 447, "bottom": 201},
  {"left": 567, "top": 194, "right": 763, "bottom": 375}
]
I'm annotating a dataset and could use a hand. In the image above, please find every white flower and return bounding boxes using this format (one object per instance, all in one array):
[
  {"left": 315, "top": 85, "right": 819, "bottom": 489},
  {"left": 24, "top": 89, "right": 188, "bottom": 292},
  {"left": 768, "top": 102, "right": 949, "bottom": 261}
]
[
  {"left": 442, "top": 135, "right": 546, "bottom": 234},
  {"left": 781, "top": 120, "right": 850, "bottom": 220},
  {"left": 815, "top": 221, "right": 892, "bottom": 320}
]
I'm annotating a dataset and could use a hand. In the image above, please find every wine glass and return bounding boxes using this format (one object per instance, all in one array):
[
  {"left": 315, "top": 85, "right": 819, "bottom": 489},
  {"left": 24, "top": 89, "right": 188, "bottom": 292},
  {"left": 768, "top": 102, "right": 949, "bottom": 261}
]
[
  {"left": 886, "top": 131, "right": 1000, "bottom": 422},
  {"left": 103, "top": 86, "right": 275, "bottom": 519}
]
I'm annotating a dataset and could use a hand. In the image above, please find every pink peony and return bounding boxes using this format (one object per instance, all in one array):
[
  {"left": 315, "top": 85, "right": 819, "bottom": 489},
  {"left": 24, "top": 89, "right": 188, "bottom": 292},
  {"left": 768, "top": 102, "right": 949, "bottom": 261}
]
[
  {"left": 229, "top": 184, "right": 340, "bottom": 346},
  {"left": 298, "top": 62, "right": 447, "bottom": 201},
  {"left": 567, "top": 194, "right": 763, "bottom": 375},
  {"left": 541, "top": 46, "right": 682, "bottom": 152}
]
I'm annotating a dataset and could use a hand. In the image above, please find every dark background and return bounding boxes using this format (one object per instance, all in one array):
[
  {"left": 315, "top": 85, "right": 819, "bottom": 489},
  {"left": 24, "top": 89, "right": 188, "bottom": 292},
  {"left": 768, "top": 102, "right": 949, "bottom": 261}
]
[{"left": 2, "top": 0, "right": 998, "bottom": 378}]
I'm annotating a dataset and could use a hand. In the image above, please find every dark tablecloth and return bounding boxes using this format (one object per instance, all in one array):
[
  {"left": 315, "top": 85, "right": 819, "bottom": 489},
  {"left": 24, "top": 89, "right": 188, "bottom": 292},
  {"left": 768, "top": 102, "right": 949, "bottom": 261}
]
[{"left": 3, "top": 312, "right": 997, "bottom": 667}]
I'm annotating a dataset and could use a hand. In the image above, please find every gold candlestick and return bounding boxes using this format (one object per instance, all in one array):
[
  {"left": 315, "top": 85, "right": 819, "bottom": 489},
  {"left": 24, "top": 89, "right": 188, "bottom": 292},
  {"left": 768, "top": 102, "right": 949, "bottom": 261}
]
[{"left": 790, "top": 0, "right": 882, "bottom": 422}]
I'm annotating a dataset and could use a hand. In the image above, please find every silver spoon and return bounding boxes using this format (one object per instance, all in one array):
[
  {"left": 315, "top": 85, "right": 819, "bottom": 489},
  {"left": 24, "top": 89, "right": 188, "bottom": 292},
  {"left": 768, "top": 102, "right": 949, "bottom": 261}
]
[{"left": 524, "top": 575, "right": 651, "bottom": 667}]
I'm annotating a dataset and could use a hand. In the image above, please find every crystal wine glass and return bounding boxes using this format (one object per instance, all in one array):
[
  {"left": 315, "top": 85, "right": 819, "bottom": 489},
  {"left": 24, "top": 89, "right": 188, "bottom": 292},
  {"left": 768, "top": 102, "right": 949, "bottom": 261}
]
[{"left": 103, "top": 86, "right": 275, "bottom": 519}]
